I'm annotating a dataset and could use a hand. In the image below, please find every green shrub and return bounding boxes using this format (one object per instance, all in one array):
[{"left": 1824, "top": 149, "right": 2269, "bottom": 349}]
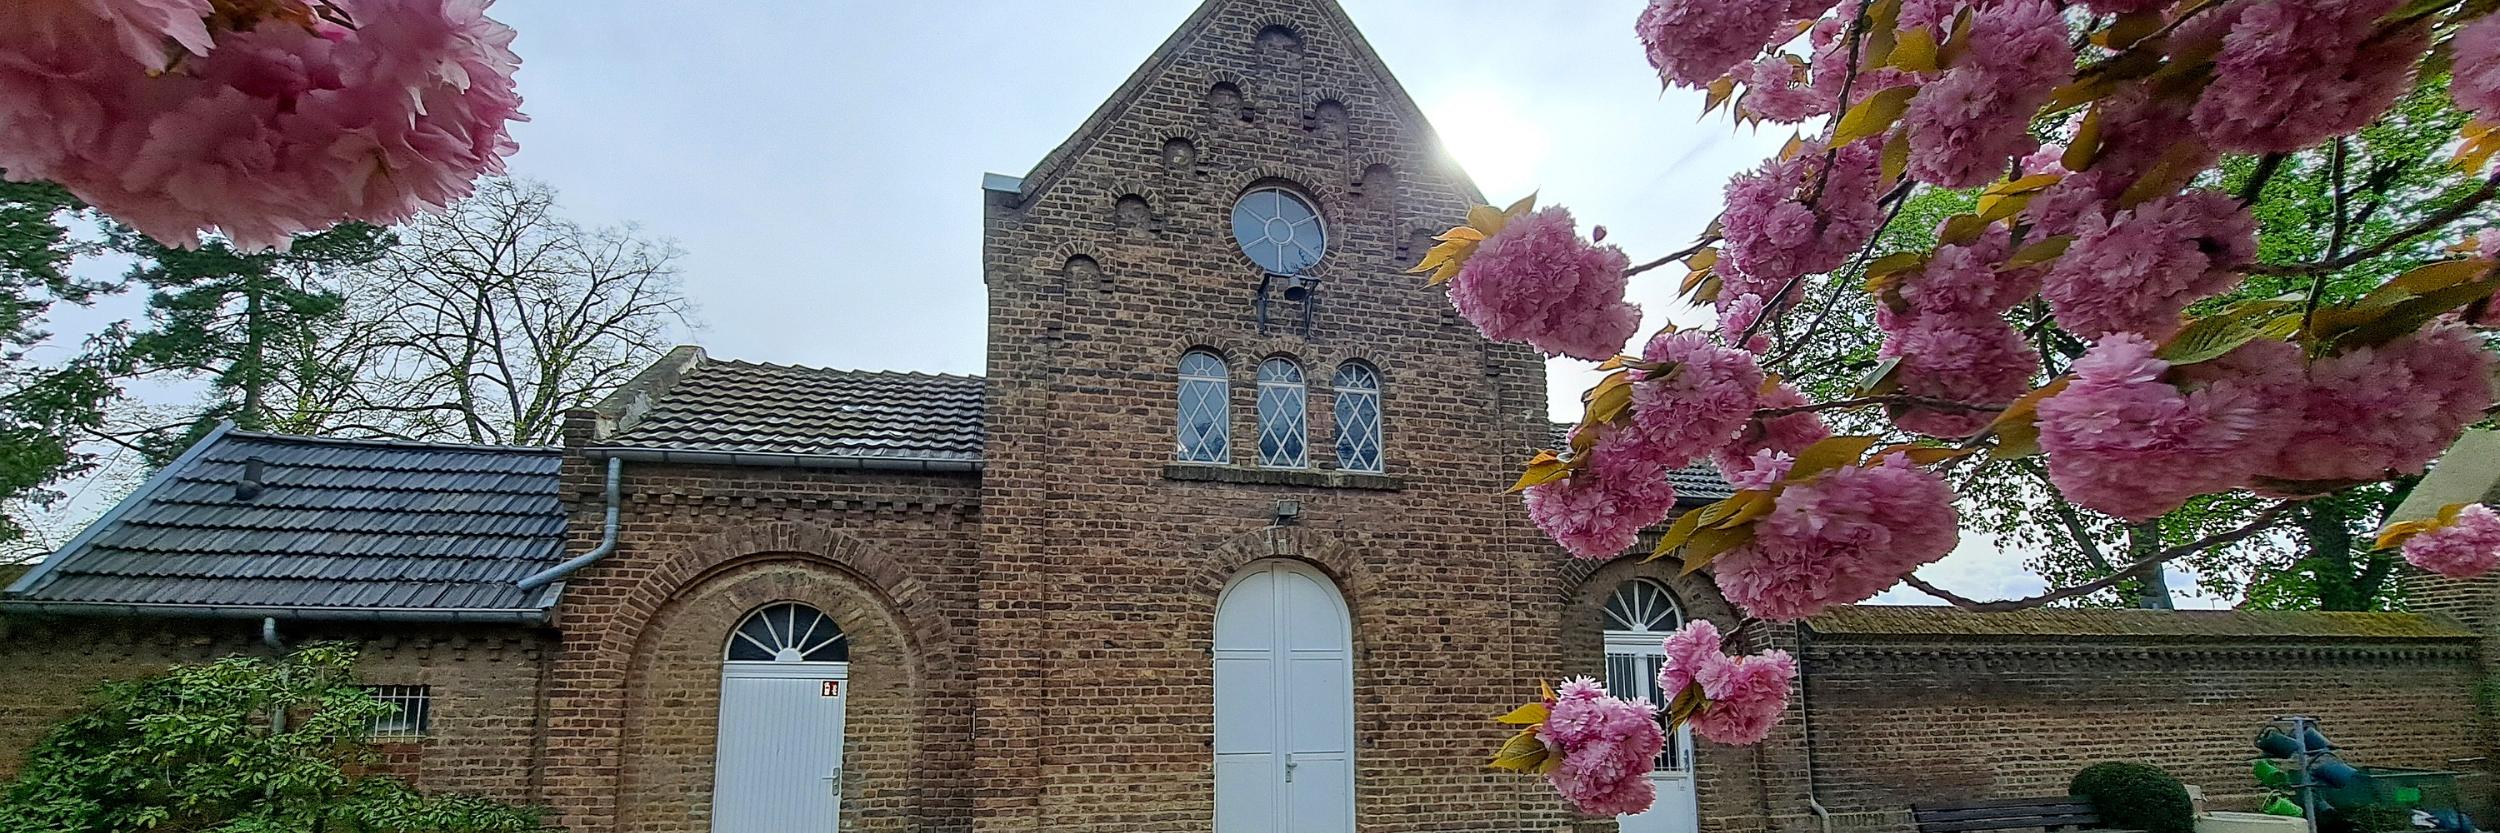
[{"left": 2072, "top": 761, "right": 2196, "bottom": 833}]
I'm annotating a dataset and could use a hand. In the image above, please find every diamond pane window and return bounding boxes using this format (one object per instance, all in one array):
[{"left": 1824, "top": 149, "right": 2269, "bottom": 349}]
[
  {"left": 1178, "top": 351, "right": 1231, "bottom": 462},
  {"left": 726, "top": 602, "right": 848, "bottom": 663},
  {"left": 1332, "top": 362, "right": 1382, "bottom": 473},
  {"left": 1230, "top": 187, "right": 1326, "bottom": 275},
  {"left": 1256, "top": 358, "right": 1308, "bottom": 468}
]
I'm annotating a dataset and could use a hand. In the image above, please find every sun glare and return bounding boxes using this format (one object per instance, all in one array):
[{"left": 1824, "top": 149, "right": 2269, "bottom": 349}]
[{"left": 1426, "top": 90, "right": 1549, "bottom": 197}]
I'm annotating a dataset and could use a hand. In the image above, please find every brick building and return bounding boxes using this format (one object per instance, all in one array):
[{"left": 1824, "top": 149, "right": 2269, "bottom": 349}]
[{"left": 1, "top": 2, "right": 2494, "bottom": 833}]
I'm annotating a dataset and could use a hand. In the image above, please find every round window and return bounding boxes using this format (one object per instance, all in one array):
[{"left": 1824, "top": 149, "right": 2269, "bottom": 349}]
[{"left": 1230, "top": 187, "right": 1326, "bottom": 274}]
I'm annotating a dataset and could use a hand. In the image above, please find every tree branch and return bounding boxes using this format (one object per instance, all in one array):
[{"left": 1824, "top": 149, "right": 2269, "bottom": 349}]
[
  {"left": 2251, "top": 169, "right": 2500, "bottom": 276},
  {"left": 1754, "top": 394, "right": 2004, "bottom": 418},
  {"left": 1904, "top": 500, "right": 2303, "bottom": 612},
  {"left": 1625, "top": 237, "right": 1720, "bottom": 279}
]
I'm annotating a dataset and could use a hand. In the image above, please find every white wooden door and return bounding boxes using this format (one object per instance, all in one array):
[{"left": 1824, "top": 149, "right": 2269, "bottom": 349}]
[
  {"left": 713, "top": 661, "right": 847, "bottom": 833},
  {"left": 1214, "top": 560, "right": 1355, "bottom": 833},
  {"left": 1605, "top": 580, "right": 1699, "bottom": 833}
]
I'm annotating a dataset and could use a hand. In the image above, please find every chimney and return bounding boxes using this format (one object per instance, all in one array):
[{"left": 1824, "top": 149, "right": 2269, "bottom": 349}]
[{"left": 234, "top": 456, "right": 266, "bottom": 501}]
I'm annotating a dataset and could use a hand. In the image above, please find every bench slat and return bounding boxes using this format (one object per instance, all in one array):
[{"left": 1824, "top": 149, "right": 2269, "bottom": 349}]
[
  {"left": 1919, "top": 813, "right": 2104, "bottom": 833},
  {"left": 1915, "top": 796, "right": 2093, "bottom": 812},
  {"left": 1917, "top": 803, "right": 2097, "bottom": 822}
]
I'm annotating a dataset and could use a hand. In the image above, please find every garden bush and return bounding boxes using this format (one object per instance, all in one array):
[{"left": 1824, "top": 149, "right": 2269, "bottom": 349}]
[{"left": 2072, "top": 762, "right": 2195, "bottom": 833}]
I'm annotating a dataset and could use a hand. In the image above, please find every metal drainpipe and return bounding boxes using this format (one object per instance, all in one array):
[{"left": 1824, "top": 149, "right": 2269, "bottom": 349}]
[
  {"left": 261, "top": 617, "right": 286, "bottom": 735},
  {"left": 1798, "top": 624, "right": 1836, "bottom": 833},
  {"left": 516, "top": 457, "right": 622, "bottom": 593}
]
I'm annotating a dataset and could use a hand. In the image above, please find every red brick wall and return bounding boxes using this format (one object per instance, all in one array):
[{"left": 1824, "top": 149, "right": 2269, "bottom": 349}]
[
  {"left": 533, "top": 455, "right": 980, "bottom": 833},
  {"left": 1797, "top": 631, "right": 2488, "bottom": 832},
  {"left": 0, "top": 616, "right": 550, "bottom": 804}
]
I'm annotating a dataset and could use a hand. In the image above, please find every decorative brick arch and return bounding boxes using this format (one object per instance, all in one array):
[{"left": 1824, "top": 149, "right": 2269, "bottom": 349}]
[
  {"left": 1190, "top": 525, "right": 1379, "bottom": 618},
  {"left": 585, "top": 521, "right": 959, "bottom": 674}
]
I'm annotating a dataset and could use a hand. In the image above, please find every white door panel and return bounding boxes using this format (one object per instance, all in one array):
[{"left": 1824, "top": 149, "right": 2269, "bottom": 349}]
[
  {"left": 713, "top": 662, "right": 846, "bottom": 833},
  {"left": 1214, "top": 561, "right": 1354, "bottom": 833}
]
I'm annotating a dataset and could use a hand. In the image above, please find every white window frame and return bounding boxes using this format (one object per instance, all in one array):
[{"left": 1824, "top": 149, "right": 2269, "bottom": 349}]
[
  {"left": 1178, "top": 351, "right": 1232, "bottom": 463},
  {"left": 1231, "top": 186, "right": 1328, "bottom": 275},
  {"left": 1256, "top": 358, "right": 1308, "bottom": 468},
  {"left": 1601, "top": 580, "right": 1693, "bottom": 775},
  {"left": 1331, "top": 362, "right": 1382, "bottom": 473}
]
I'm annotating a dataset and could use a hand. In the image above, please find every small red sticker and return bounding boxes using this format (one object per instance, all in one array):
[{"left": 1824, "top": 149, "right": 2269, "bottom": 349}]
[{"left": 821, "top": 680, "right": 841, "bottom": 697}]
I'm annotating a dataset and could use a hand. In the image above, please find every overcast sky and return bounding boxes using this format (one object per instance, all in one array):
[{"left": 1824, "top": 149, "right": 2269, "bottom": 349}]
[{"left": 31, "top": 0, "right": 2225, "bottom": 606}]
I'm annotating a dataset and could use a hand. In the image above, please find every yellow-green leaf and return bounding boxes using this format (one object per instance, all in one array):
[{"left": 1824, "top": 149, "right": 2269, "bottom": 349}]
[
  {"left": 1646, "top": 506, "right": 1709, "bottom": 563},
  {"left": 1875, "top": 444, "right": 1976, "bottom": 466},
  {"left": 1856, "top": 355, "right": 1905, "bottom": 396},
  {"left": 1985, "top": 378, "right": 2071, "bottom": 459},
  {"left": 1982, "top": 173, "right": 2064, "bottom": 196},
  {"left": 1833, "top": 86, "right": 1919, "bottom": 148},
  {"left": 1890, "top": 26, "right": 1941, "bottom": 72},
  {"left": 1506, "top": 450, "right": 1577, "bottom": 494},
  {"left": 2007, "top": 235, "right": 2074, "bottom": 268},
  {"left": 1881, "top": 128, "right": 1913, "bottom": 186},
  {"left": 1679, "top": 524, "right": 1756, "bottom": 575},
  {"left": 2158, "top": 314, "right": 2266, "bottom": 366},
  {"left": 1585, "top": 371, "right": 1638, "bottom": 425},
  {"left": 1490, "top": 730, "right": 1550, "bottom": 772},
  {"left": 1703, "top": 76, "right": 1738, "bottom": 118},
  {"left": 2064, "top": 105, "right": 2105, "bottom": 172},
  {"left": 1665, "top": 684, "right": 1707, "bottom": 729},
  {"left": 2094, "top": 9, "right": 2166, "bottom": 49},
  {"left": 1976, "top": 191, "right": 2034, "bottom": 224},
  {"left": 1496, "top": 701, "right": 1551, "bottom": 725},
  {"left": 1789, "top": 435, "right": 1882, "bottom": 480},
  {"left": 1707, "top": 489, "right": 1778, "bottom": 529},
  {"left": 1938, "top": 214, "right": 1989, "bottom": 246},
  {"left": 1505, "top": 192, "right": 1539, "bottom": 218}
]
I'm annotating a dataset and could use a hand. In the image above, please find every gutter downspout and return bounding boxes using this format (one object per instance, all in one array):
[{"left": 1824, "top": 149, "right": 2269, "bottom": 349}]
[
  {"left": 516, "top": 457, "right": 622, "bottom": 593},
  {"left": 262, "top": 617, "right": 282, "bottom": 650},
  {"left": 1799, "top": 624, "right": 1835, "bottom": 833}
]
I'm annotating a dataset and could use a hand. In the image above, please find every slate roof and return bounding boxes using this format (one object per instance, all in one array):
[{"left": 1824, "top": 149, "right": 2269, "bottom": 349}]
[
  {"left": 1547, "top": 422, "right": 1734, "bottom": 503},
  {"left": 600, "top": 359, "right": 985, "bottom": 463},
  {"left": 1805, "top": 605, "right": 2478, "bottom": 641},
  {"left": 3, "top": 425, "right": 567, "bottom": 618}
]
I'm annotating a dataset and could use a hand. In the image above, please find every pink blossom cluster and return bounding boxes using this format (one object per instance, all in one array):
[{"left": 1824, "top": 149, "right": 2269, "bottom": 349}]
[
  {"left": 2403, "top": 504, "right": 2500, "bottom": 580},
  {"left": 1724, "top": 450, "right": 1795, "bottom": 491},
  {"left": 2036, "top": 336, "right": 2305, "bottom": 521},
  {"left": 2262, "top": 325, "right": 2496, "bottom": 484},
  {"left": 1880, "top": 224, "right": 2041, "bottom": 437},
  {"left": 1733, "top": 56, "right": 1826, "bottom": 125},
  {"left": 1540, "top": 677, "right": 1666, "bottom": 816},
  {"left": 2027, "top": 92, "right": 2215, "bottom": 237},
  {"left": 2183, "top": 0, "right": 2427, "bottom": 155},
  {"left": 1627, "top": 329, "right": 1767, "bottom": 466},
  {"left": 1529, "top": 431, "right": 1685, "bottom": 560},
  {"left": 1717, "top": 292, "right": 1773, "bottom": 354},
  {"left": 1712, "top": 456, "right": 1960, "bottom": 620},
  {"left": 2456, "top": 14, "right": 2500, "bottom": 120},
  {"left": 1656, "top": 620, "right": 1798, "bottom": 746},
  {"left": 2042, "top": 190, "right": 2257, "bottom": 340},
  {"left": 1712, "top": 381, "right": 1832, "bottom": 477},
  {"left": 1901, "top": 0, "right": 2073, "bottom": 188},
  {"left": 0, "top": 0, "right": 526, "bottom": 251},
  {"left": 1449, "top": 206, "right": 1643, "bottom": 361},
  {"left": 1719, "top": 139, "right": 1885, "bottom": 307},
  {"left": 1635, "top": 0, "right": 1791, "bottom": 89},
  {"left": 1804, "top": 5, "right": 1922, "bottom": 110}
]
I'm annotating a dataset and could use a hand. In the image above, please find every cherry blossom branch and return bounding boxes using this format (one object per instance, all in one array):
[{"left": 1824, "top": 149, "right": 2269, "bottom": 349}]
[
  {"left": 1626, "top": 237, "right": 1720, "bottom": 278},
  {"left": 1743, "top": 180, "right": 1916, "bottom": 349},
  {"left": 1902, "top": 500, "right": 2303, "bottom": 611},
  {"left": 1755, "top": 394, "right": 2004, "bottom": 418},
  {"left": 2249, "top": 169, "right": 2500, "bottom": 276}
]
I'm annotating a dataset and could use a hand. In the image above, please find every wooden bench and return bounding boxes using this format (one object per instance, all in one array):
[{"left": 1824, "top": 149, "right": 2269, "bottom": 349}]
[{"left": 1913, "top": 796, "right": 2148, "bottom": 833}]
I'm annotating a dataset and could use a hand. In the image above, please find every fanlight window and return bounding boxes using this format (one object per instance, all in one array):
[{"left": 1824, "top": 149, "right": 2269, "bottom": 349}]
[
  {"left": 1332, "top": 362, "right": 1382, "bottom": 473},
  {"left": 1603, "top": 579, "right": 1684, "bottom": 633},
  {"left": 726, "top": 602, "right": 848, "bottom": 663},
  {"left": 1256, "top": 358, "right": 1308, "bottom": 468},
  {"left": 1230, "top": 187, "right": 1326, "bottom": 275},
  {"left": 1178, "top": 351, "right": 1232, "bottom": 462}
]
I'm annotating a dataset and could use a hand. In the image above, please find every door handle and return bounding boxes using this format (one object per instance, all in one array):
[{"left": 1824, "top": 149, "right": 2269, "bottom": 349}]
[
  {"left": 1284, "top": 753, "right": 1297, "bottom": 782},
  {"left": 823, "top": 767, "right": 842, "bottom": 796}
]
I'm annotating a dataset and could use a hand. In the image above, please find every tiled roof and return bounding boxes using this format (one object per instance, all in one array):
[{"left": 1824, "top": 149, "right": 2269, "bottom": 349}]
[
  {"left": 4, "top": 426, "right": 566, "bottom": 616},
  {"left": 1547, "top": 422, "right": 1734, "bottom": 503},
  {"left": 1806, "top": 605, "right": 2478, "bottom": 640},
  {"left": 602, "top": 359, "right": 984, "bottom": 463}
]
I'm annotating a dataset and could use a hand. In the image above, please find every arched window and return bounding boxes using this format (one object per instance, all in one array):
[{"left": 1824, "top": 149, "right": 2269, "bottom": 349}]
[
  {"left": 1231, "top": 186, "right": 1327, "bottom": 275},
  {"left": 1332, "top": 362, "right": 1382, "bottom": 473},
  {"left": 725, "top": 602, "right": 848, "bottom": 663},
  {"left": 1178, "top": 350, "right": 1231, "bottom": 463},
  {"left": 1601, "top": 579, "right": 1691, "bottom": 779},
  {"left": 1256, "top": 358, "right": 1308, "bottom": 468}
]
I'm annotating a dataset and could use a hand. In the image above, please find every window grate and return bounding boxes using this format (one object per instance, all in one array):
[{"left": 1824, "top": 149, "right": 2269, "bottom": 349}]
[{"left": 364, "top": 685, "right": 431, "bottom": 738}]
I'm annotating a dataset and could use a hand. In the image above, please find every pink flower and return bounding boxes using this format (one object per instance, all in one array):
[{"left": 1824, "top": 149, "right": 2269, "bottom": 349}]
[
  {"left": 2404, "top": 504, "right": 2500, "bottom": 579},
  {"left": 1688, "top": 649, "right": 1796, "bottom": 745},
  {"left": 2042, "top": 190, "right": 2256, "bottom": 340},
  {"left": 1637, "top": 0, "right": 1792, "bottom": 88},
  {"left": 1734, "top": 56, "right": 1827, "bottom": 124},
  {"left": 1896, "top": 222, "right": 2033, "bottom": 316},
  {"left": 1626, "top": 329, "right": 1767, "bottom": 467},
  {"left": 1725, "top": 449, "right": 1795, "bottom": 491},
  {"left": 2263, "top": 325, "right": 2496, "bottom": 485},
  {"left": 0, "top": 0, "right": 526, "bottom": 251},
  {"left": 1807, "top": 6, "right": 1922, "bottom": 105},
  {"left": 1713, "top": 456, "right": 1960, "bottom": 620},
  {"left": 1712, "top": 381, "right": 1831, "bottom": 476},
  {"left": 1901, "top": 0, "right": 2072, "bottom": 187},
  {"left": 1720, "top": 139, "right": 1885, "bottom": 306},
  {"left": 1653, "top": 619, "right": 1797, "bottom": 746},
  {"left": 2027, "top": 91, "right": 2215, "bottom": 236},
  {"left": 2457, "top": 14, "right": 2500, "bottom": 120},
  {"left": 1880, "top": 310, "right": 2040, "bottom": 438},
  {"left": 1529, "top": 430, "right": 1684, "bottom": 560},
  {"left": 2184, "top": 0, "right": 2427, "bottom": 154},
  {"left": 0, "top": 0, "right": 214, "bottom": 71},
  {"left": 2038, "top": 335, "right": 2303, "bottom": 521},
  {"left": 1448, "top": 206, "right": 1643, "bottom": 361},
  {"left": 1541, "top": 677, "right": 1665, "bottom": 816},
  {"left": 1717, "top": 292, "right": 1773, "bottom": 354}
]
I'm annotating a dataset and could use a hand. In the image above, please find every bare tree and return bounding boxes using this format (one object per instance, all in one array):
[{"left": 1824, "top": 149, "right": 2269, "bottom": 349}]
[{"left": 352, "top": 178, "right": 693, "bottom": 446}]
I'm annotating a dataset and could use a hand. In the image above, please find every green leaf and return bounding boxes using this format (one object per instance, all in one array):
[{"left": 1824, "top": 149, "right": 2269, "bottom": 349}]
[
  {"left": 1679, "top": 524, "right": 1757, "bottom": 575},
  {"left": 1832, "top": 86, "right": 1919, "bottom": 148},
  {"left": 1495, "top": 701, "right": 1551, "bottom": 725},
  {"left": 1788, "top": 435, "right": 1882, "bottom": 480},
  {"left": 2158, "top": 314, "right": 2266, "bottom": 366}
]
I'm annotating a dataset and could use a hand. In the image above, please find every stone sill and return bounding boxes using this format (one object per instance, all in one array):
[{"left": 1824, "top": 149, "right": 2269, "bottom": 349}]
[{"left": 1162, "top": 463, "right": 1403, "bottom": 491}]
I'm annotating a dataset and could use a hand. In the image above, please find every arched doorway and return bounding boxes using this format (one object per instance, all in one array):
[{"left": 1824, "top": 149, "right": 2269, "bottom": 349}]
[
  {"left": 1213, "top": 559, "right": 1355, "bottom": 833},
  {"left": 712, "top": 601, "right": 849, "bottom": 833},
  {"left": 1604, "top": 579, "right": 1699, "bottom": 833}
]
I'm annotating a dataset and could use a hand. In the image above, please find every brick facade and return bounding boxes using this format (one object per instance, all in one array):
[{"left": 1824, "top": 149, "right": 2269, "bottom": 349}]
[{"left": 3, "top": 2, "right": 2498, "bottom": 833}]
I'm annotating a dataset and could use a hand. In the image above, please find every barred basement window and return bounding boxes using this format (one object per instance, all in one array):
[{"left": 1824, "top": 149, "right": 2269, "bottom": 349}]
[
  {"left": 365, "top": 685, "right": 432, "bottom": 738},
  {"left": 1331, "top": 362, "right": 1382, "bottom": 473}
]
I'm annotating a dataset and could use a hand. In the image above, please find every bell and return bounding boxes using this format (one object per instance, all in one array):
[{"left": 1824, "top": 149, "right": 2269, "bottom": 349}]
[{"left": 2257, "top": 729, "right": 2302, "bottom": 758}]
